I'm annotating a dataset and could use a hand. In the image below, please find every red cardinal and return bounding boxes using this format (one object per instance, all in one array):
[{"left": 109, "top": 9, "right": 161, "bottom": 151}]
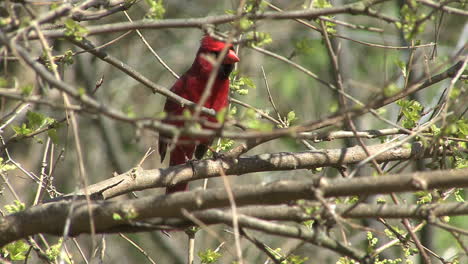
[{"left": 159, "top": 35, "right": 240, "bottom": 194}]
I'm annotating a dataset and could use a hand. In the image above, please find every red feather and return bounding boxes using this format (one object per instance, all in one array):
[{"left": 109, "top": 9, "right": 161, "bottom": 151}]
[{"left": 159, "top": 35, "right": 239, "bottom": 194}]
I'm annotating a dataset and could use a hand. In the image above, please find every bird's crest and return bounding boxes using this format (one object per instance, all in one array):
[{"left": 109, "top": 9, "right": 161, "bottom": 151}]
[{"left": 200, "top": 35, "right": 231, "bottom": 51}]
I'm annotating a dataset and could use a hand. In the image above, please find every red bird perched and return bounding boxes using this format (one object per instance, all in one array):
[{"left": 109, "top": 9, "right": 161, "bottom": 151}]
[{"left": 159, "top": 35, "right": 240, "bottom": 194}]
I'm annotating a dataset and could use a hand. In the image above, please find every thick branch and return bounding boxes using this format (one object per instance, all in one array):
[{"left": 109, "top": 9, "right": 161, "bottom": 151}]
[
  {"left": 81, "top": 201, "right": 468, "bottom": 231},
  {"left": 0, "top": 168, "right": 467, "bottom": 247},
  {"left": 69, "top": 142, "right": 440, "bottom": 199}
]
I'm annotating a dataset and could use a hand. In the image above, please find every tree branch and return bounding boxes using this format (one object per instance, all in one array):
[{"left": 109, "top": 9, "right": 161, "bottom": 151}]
[
  {"left": 1, "top": 168, "right": 467, "bottom": 247},
  {"left": 27, "top": 1, "right": 397, "bottom": 40},
  {"left": 59, "top": 141, "right": 446, "bottom": 200}
]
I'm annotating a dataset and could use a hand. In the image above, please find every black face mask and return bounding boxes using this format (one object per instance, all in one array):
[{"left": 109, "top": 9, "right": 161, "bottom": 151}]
[
  {"left": 218, "top": 63, "right": 234, "bottom": 79},
  {"left": 207, "top": 50, "right": 235, "bottom": 79}
]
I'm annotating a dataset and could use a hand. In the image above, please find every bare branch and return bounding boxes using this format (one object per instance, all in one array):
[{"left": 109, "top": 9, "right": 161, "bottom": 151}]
[
  {"left": 27, "top": 1, "right": 398, "bottom": 40},
  {"left": 64, "top": 141, "right": 449, "bottom": 200},
  {"left": 1, "top": 168, "right": 467, "bottom": 248}
]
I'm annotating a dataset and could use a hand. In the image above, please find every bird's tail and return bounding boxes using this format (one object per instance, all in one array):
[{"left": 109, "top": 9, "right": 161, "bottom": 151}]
[{"left": 165, "top": 146, "right": 193, "bottom": 194}]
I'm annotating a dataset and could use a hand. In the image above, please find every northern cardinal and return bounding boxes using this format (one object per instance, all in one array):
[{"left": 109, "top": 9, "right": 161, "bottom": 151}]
[{"left": 159, "top": 35, "right": 240, "bottom": 194}]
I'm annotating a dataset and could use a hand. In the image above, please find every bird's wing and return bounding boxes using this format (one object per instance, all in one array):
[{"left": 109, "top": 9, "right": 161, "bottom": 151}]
[{"left": 158, "top": 76, "right": 188, "bottom": 162}]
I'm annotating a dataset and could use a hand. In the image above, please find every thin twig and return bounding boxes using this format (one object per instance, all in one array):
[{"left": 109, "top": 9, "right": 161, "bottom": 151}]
[
  {"left": 123, "top": 11, "right": 179, "bottom": 79},
  {"left": 219, "top": 166, "right": 244, "bottom": 264},
  {"left": 119, "top": 233, "right": 157, "bottom": 264}
]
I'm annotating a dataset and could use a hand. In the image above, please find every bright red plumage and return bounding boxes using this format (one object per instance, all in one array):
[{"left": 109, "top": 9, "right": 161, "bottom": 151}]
[{"left": 159, "top": 35, "right": 239, "bottom": 193}]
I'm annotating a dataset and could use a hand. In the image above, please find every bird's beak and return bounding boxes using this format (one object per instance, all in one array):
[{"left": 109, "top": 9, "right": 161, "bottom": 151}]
[{"left": 223, "top": 49, "right": 240, "bottom": 64}]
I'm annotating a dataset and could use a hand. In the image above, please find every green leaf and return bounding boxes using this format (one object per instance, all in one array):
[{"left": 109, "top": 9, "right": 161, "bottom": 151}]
[
  {"left": 26, "top": 110, "right": 47, "bottom": 129},
  {"left": 64, "top": 19, "right": 89, "bottom": 41},
  {"left": 302, "top": 219, "right": 315, "bottom": 230},
  {"left": 245, "top": 32, "right": 272, "bottom": 47},
  {"left": 230, "top": 73, "right": 256, "bottom": 96},
  {"left": 12, "top": 111, "right": 56, "bottom": 138},
  {"left": 63, "top": 50, "right": 74, "bottom": 66},
  {"left": 450, "top": 87, "right": 461, "bottom": 100},
  {"left": 456, "top": 118, "right": 468, "bottom": 137},
  {"left": 46, "top": 238, "right": 63, "bottom": 261},
  {"left": 455, "top": 189, "right": 465, "bottom": 202},
  {"left": 241, "top": 77, "right": 256, "bottom": 89},
  {"left": 64, "top": 19, "right": 75, "bottom": 30},
  {"left": 313, "top": 0, "right": 332, "bottom": 8},
  {"left": 415, "top": 191, "right": 432, "bottom": 204},
  {"left": 336, "top": 257, "right": 359, "bottom": 264},
  {"left": 21, "top": 84, "right": 34, "bottom": 96},
  {"left": 218, "top": 138, "right": 234, "bottom": 151},
  {"left": 48, "top": 129, "right": 59, "bottom": 144},
  {"left": 144, "top": 0, "right": 166, "bottom": 20},
  {"left": 295, "top": 38, "right": 315, "bottom": 55},
  {"left": 77, "top": 87, "right": 86, "bottom": 96},
  {"left": 0, "top": 157, "right": 16, "bottom": 173},
  {"left": 430, "top": 124, "right": 440, "bottom": 136},
  {"left": 329, "top": 101, "right": 339, "bottom": 113},
  {"left": 239, "top": 17, "right": 253, "bottom": 30},
  {"left": 123, "top": 105, "right": 136, "bottom": 118},
  {"left": 286, "top": 111, "right": 297, "bottom": 123},
  {"left": 376, "top": 197, "right": 387, "bottom": 204},
  {"left": 206, "top": 138, "right": 235, "bottom": 157},
  {"left": 113, "top": 213, "right": 122, "bottom": 221},
  {"left": 399, "top": 3, "right": 427, "bottom": 40},
  {"left": 2, "top": 240, "right": 29, "bottom": 260},
  {"left": 322, "top": 20, "right": 336, "bottom": 34},
  {"left": 12, "top": 123, "right": 33, "bottom": 136},
  {"left": 229, "top": 106, "right": 237, "bottom": 116},
  {"left": 347, "top": 196, "right": 359, "bottom": 204},
  {"left": 312, "top": 0, "right": 336, "bottom": 33},
  {"left": 124, "top": 208, "right": 138, "bottom": 220},
  {"left": 4, "top": 200, "right": 25, "bottom": 214},
  {"left": 454, "top": 152, "right": 468, "bottom": 169},
  {"left": 367, "top": 231, "right": 378, "bottom": 248},
  {"left": 216, "top": 108, "right": 228, "bottom": 123},
  {"left": 285, "top": 254, "right": 308, "bottom": 264},
  {"left": 182, "top": 109, "right": 192, "bottom": 119},
  {"left": 279, "top": 111, "right": 298, "bottom": 128},
  {"left": 198, "top": 248, "right": 222, "bottom": 264},
  {"left": 397, "top": 99, "right": 423, "bottom": 129},
  {"left": 383, "top": 83, "right": 400, "bottom": 97}
]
